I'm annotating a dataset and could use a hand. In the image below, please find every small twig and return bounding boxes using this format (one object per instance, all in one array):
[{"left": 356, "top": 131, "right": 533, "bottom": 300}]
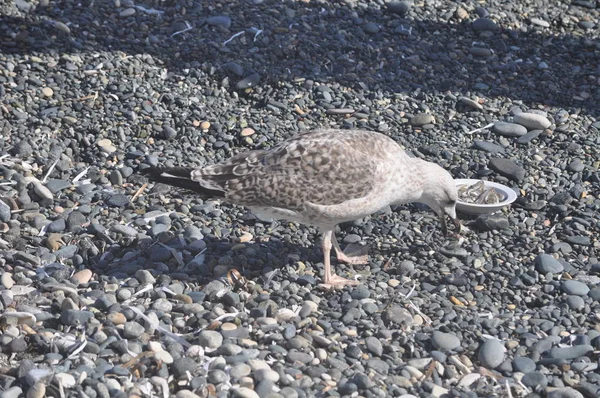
[
  {"left": 42, "top": 158, "right": 60, "bottom": 184},
  {"left": 465, "top": 122, "right": 495, "bottom": 135},
  {"left": 125, "top": 305, "right": 192, "bottom": 348},
  {"left": 404, "top": 283, "right": 416, "bottom": 299},
  {"left": 505, "top": 379, "right": 513, "bottom": 398},
  {"left": 223, "top": 30, "right": 245, "bottom": 45},
  {"left": 134, "top": 5, "right": 164, "bottom": 15},
  {"left": 72, "top": 167, "right": 90, "bottom": 184},
  {"left": 250, "top": 27, "right": 263, "bottom": 41},
  {"left": 171, "top": 21, "right": 192, "bottom": 38},
  {"left": 186, "top": 248, "right": 206, "bottom": 267},
  {"left": 263, "top": 269, "right": 279, "bottom": 289},
  {"left": 131, "top": 183, "right": 148, "bottom": 202},
  {"left": 408, "top": 300, "right": 432, "bottom": 325},
  {"left": 67, "top": 333, "right": 88, "bottom": 359}
]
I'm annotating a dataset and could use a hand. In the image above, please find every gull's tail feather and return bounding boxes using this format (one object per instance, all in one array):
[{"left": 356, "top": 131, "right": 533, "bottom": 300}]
[{"left": 142, "top": 166, "right": 225, "bottom": 198}]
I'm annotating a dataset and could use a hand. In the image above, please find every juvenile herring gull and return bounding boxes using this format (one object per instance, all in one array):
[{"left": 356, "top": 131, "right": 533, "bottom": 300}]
[{"left": 143, "top": 129, "right": 460, "bottom": 288}]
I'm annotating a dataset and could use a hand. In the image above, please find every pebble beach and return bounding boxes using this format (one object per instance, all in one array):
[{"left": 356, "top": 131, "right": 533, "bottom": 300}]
[{"left": 0, "top": 1, "right": 599, "bottom": 398}]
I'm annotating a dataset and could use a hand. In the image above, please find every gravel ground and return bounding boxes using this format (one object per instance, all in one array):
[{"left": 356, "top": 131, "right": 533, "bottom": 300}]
[{"left": 1, "top": 0, "right": 600, "bottom": 397}]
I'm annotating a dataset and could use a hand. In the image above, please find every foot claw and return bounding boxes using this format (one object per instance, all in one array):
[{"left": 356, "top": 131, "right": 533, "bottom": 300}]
[{"left": 319, "top": 274, "right": 360, "bottom": 289}]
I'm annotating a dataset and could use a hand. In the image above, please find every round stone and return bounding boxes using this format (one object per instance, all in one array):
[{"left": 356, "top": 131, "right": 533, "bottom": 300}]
[
  {"left": 72, "top": 269, "right": 92, "bottom": 285},
  {"left": 254, "top": 368, "right": 279, "bottom": 383},
  {"left": 521, "top": 371, "right": 548, "bottom": 388},
  {"left": 478, "top": 339, "right": 505, "bottom": 368},
  {"left": 513, "top": 356, "right": 536, "bottom": 373},
  {"left": 198, "top": 330, "right": 223, "bottom": 349},
  {"left": 42, "top": 87, "right": 54, "bottom": 97},
  {"left": 432, "top": 331, "right": 461, "bottom": 351}
]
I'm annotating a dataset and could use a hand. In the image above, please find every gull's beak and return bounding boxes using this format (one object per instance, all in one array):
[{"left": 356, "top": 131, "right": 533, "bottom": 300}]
[
  {"left": 452, "top": 216, "right": 462, "bottom": 235},
  {"left": 440, "top": 212, "right": 462, "bottom": 237}
]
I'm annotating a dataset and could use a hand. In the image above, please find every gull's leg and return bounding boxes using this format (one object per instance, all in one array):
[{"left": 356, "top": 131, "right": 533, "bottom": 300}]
[
  {"left": 332, "top": 231, "right": 369, "bottom": 265},
  {"left": 320, "top": 230, "right": 360, "bottom": 288}
]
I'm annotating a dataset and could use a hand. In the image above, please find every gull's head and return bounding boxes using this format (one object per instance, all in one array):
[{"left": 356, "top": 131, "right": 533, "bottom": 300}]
[{"left": 417, "top": 161, "right": 461, "bottom": 236}]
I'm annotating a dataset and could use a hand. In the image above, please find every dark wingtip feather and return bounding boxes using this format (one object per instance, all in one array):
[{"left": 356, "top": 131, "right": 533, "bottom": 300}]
[{"left": 142, "top": 166, "right": 224, "bottom": 198}]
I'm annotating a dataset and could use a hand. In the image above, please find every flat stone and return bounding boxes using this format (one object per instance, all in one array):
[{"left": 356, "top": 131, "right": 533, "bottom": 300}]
[
  {"left": 207, "top": 15, "right": 232, "bottom": 29},
  {"left": 530, "top": 18, "right": 550, "bottom": 28},
  {"left": 568, "top": 159, "right": 585, "bottom": 172},
  {"left": 459, "top": 97, "right": 483, "bottom": 110},
  {"left": 387, "top": 1, "right": 411, "bottom": 15},
  {"left": 548, "top": 345, "right": 593, "bottom": 360},
  {"left": 562, "top": 280, "right": 590, "bottom": 296},
  {"left": 522, "top": 371, "right": 548, "bottom": 388},
  {"left": 493, "top": 122, "right": 528, "bottom": 137},
  {"left": 432, "top": 331, "right": 461, "bottom": 351},
  {"left": 535, "top": 254, "right": 564, "bottom": 273},
  {"left": 410, "top": 113, "right": 435, "bottom": 126},
  {"left": 517, "top": 129, "right": 543, "bottom": 144},
  {"left": 547, "top": 387, "right": 585, "bottom": 398},
  {"left": 472, "top": 18, "right": 499, "bottom": 31},
  {"left": 232, "top": 387, "right": 259, "bottom": 398},
  {"left": 489, "top": 158, "right": 526, "bottom": 181},
  {"left": 119, "top": 8, "right": 135, "bottom": 17},
  {"left": 513, "top": 356, "right": 536, "bottom": 373},
  {"left": 473, "top": 141, "right": 505, "bottom": 154},
  {"left": 513, "top": 113, "right": 551, "bottom": 129},
  {"left": 475, "top": 214, "right": 510, "bottom": 231}
]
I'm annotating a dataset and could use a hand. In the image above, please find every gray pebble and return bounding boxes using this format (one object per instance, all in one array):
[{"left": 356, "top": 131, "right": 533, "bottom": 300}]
[
  {"left": 365, "top": 336, "right": 383, "bottom": 356},
  {"left": 478, "top": 339, "right": 505, "bottom": 368},
  {"left": 548, "top": 345, "right": 593, "bottom": 360},
  {"left": 489, "top": 158, "right": 526, "bottom": 181},
  {"left": 513, "top": 112, "right": 551, "bottom": 129},
  {"left": 364, "top": 22, "right": 380, "bottom": 34},
  {"left": 0, "top": 201, "right": 11, "bottom": 222},
  {"left": 517, "top": 129, "right": 542, "bottom": 144},
  {"left": 432, "top": 331, "right": 461, "bottom": 351},
  {"left": 207, "top": 15, "right": 232, "bottom": 29},
  {"left": 472, "top": 18, "right": 499, "bottom": 31},
  {"left": 493, "top": 122, "right": 528, "bottom": 137},
  {"left": 198, "top": 330, "right": 223, "bottom": 349},
  {"left": 387, "top": 1, "right": 411, "bottom": 15},
  {"left": 473, "top": 141, "right": 505, "bottom": 154},
  {"left": 521, "top": 371, "right": 548, "bottom": 388},
  {"left": 61, "top": 309, "right": 93, "bottom": 326},
  {"left": 123, "top": 321, "right": 145, "bottom": 339},
  {"left": 547, "top": 388, "right": 584, "bottom": 398},
  {"left": 475, "top": 214, "right": 510, "bottom": 231},
  {"left": 566, "top": 295, "right": 585, "bottom": 310},
  {"left": 562, "top": 280, "right": 590, "bottom": 296},
  {"left": 0, "top": 387, "right": 23, "bottom": 398},
  {"left": 410, "top": 113, "right": 435, "bottom": 126},
  {"left": 513, "top": 356, "right": 536, "bottom": 373},
  {"left": 535, "top": 254, "right": 564, "bottom": 273}
]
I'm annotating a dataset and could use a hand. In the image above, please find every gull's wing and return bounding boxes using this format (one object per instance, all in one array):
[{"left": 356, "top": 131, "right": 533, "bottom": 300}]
[{"left": 192, "top": 129, "right": 395, "bottom": 210}]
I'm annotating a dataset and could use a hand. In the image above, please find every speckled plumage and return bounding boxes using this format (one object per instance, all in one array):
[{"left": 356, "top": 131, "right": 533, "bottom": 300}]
[{"left": 144, "top": 129, "right": 460, "bottom": 287}]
